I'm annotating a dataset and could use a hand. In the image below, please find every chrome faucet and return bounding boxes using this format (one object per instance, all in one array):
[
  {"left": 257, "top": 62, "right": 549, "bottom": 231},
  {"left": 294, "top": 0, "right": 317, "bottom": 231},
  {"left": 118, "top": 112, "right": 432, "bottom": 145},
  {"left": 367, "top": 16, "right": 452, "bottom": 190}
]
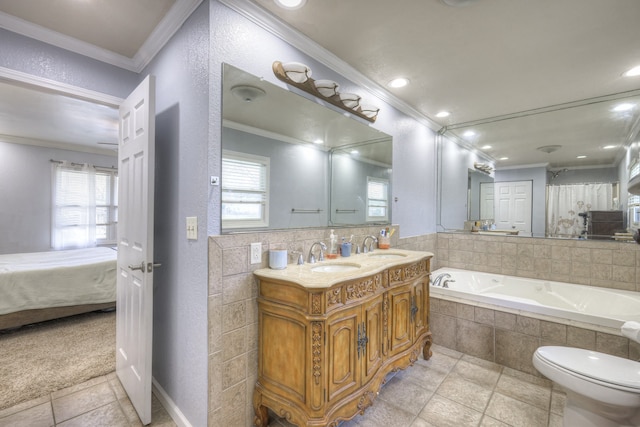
[
  {"left": 432, "top": 273, "right": 452, "bottom": 287},
  {"left": 308, "top": 241, "right": 327, "bottom": 264},
  {"left": 362, "top": 235, "right": 378, "bottom": 253}
]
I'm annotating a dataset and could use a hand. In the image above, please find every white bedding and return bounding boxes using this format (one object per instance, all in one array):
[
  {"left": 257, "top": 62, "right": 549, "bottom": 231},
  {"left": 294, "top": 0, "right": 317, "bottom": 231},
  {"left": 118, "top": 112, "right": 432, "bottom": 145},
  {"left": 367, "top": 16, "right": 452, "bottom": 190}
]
[{"left": 0, "top": 247, "right": 117, "bottom": 315}]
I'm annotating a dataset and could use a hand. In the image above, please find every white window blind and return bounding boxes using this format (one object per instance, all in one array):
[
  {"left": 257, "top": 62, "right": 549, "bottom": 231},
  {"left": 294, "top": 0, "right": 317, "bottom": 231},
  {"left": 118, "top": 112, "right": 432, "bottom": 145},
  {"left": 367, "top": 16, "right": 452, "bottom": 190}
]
[
  {"left": 366, "top": 177, "right": 389, "bottom": 222},
  {"left": 222, "top": 150, "right": 269, "bottom": 228},
  {"left": 52, "top": 162, "right": 118, "bottom": 249}
]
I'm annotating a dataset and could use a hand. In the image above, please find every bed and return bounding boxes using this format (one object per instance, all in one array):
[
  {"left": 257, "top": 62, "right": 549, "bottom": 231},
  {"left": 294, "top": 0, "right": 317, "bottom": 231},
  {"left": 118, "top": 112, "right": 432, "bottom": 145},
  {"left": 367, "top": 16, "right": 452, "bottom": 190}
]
[{"left": 0, "top": 247, "right": 117, "bottom": 330}]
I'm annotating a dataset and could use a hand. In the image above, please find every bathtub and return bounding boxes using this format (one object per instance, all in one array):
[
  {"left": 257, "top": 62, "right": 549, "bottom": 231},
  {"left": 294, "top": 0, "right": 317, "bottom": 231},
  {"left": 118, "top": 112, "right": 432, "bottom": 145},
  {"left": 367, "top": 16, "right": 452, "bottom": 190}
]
[{"left": 430, "top": 267, "right": 640, "bottom": 333}]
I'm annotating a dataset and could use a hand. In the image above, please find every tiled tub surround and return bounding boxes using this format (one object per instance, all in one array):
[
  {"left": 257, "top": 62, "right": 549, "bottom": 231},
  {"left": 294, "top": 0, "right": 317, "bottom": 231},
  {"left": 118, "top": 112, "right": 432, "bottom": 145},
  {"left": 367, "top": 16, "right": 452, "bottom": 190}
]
[
  {"left": 436, "top": 232, "right": 640, "bottom": 292},
  {"left": 434, "top": 232, "right": 640, "bottom": 375},
  {"left": 207, "top": 226, "right": 437, "bottom": 426},
  {"left": 430, "top": 294, "right": 640, "bottom": 376}
]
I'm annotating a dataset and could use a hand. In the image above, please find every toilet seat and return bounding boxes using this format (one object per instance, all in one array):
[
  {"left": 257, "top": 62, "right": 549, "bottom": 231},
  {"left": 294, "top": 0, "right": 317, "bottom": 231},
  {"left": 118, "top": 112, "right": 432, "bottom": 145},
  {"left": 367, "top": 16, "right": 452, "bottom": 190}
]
[{"left": 535, "top": 346, "right": 640, "bottom": 392}]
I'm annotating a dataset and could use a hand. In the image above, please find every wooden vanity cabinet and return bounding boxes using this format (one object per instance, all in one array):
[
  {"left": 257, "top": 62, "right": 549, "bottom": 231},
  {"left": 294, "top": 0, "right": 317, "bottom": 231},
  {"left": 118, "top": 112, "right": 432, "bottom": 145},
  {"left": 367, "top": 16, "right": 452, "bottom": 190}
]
[{"left": 253, "top": 256, "right": 433, "bottom": 427}]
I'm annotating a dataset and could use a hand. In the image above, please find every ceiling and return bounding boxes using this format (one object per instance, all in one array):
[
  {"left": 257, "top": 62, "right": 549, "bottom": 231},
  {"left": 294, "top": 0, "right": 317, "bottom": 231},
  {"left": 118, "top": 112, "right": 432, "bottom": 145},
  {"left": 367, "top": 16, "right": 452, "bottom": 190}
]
[{"left": 0, "top": 0, "right": 639, "bottom": 168}]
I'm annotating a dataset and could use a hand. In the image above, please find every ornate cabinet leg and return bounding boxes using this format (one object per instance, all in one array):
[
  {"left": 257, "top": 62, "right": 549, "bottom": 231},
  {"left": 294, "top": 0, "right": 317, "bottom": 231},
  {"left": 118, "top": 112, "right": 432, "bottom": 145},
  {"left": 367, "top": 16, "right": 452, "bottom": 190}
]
[
  {"left": 254, "top": 404, "right": 269, "bottom": 427},
  {"left": 423, "top": 331, "right": 433, "bottom": 360}
]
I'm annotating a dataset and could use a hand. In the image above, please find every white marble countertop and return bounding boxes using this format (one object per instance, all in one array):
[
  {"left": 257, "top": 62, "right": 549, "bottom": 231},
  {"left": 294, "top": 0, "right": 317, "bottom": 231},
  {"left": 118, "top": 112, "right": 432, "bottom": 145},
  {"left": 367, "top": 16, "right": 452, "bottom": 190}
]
[{"left": 254, "top": 249, "right": 434, "bottom": 289}]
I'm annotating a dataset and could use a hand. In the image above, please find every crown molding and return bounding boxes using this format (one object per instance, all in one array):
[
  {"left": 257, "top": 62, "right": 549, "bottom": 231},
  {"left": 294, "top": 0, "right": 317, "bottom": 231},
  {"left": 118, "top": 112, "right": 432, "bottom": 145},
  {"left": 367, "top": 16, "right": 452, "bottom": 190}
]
[
  {"left": 219, "top": 0, "right": 441, "bottom": 133},
  {"left": 0, "top": 0, "right": 203, "bottom": 73},
  {"left": 0, "top": 66, "right": 124, "bottom": 106},
  {"left": 0, "top": 134, "right": 117, "bottom": 156}
]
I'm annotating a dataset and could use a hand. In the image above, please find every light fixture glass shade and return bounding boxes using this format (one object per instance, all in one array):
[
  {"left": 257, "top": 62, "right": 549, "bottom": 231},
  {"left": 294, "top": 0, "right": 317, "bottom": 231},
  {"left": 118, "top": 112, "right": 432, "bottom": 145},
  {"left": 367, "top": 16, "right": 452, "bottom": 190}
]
[
  {"left": 314, "top": 79, "right": 339, "bottom": 97},
  {"left": 359, "top": 104, "right": 380, "bottom": 119},
  {"left": 339, "top": 93, "right": 361, "bottom": 109},
  {"left": 281, "top": 62, "right": 312, "bottom": 83}
]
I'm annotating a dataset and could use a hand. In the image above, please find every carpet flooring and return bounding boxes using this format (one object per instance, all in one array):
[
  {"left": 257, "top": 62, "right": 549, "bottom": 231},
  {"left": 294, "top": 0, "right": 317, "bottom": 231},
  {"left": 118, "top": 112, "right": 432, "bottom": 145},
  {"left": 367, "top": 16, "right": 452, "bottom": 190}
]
[{"left": 0, "top": 310, "right": 116, "bottom": 411}]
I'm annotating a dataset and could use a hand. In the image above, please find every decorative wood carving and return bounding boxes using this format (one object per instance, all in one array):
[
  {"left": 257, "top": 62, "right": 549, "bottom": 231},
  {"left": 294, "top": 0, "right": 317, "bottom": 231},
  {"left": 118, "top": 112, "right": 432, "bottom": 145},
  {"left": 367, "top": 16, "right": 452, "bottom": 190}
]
[
  {"left": 312, "top": 322, "right": 322, "bottom": 385},
  {"left": 326, "top": 288, "right": 341, "bottom": 306},
  {"left": 389, "top": 268, "right": 402, "bottom": 284},
  {"left": 357, "top": 391, "right": 376, "bottom": 413},
  {"left": 346, "top": 277, "right": 379, "bottom": 301},
  {"left": 312, "top": 293, "right": 322, "bottom": 314}
]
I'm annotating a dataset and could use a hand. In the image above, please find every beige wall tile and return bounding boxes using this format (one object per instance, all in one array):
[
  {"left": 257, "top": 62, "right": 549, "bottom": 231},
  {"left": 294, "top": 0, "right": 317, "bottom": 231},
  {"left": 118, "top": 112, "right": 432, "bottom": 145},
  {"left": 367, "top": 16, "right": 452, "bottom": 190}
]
[
  {"left": 223, "top": 300, "right": 247, "bottom": 333},
  {"left": 209, "top": 294, "right": 222, "bottom": 355},
  {"left": 515, "top": 316, "right": 540, "bottom": 337},
  {"left": 566, "top": 327, "right": 596, "bottom": 350},
  {"left": 222, "top": 327, "right": 247, "bottom": 362},
  {"left": 533, "top": 244, "right": 551, "bottom": 259},
  {"left": 474, "top": 307, "right": 494, "bottom": 326},
  {"left": 221, "top": 381, "right": 246, "bottom": 427},
  {"left": 596, "top": 332, "right": 629, "bottom": 358},
  {"left": 494, "top": 312, "right": 516, "bottom": 331},
  {"left": 222, "top": 247, "right": 248, "bottom": 277},
  {"left": 430, "top": 312, "right": 457, "bottom": 350},
  {"left": 456, "top": 303, "right": 475, "bottom": 321},
  {"left": 540, "top": 321, "right": 566, "bottom": 345},
  {"left": 222, "top": 355, "right": 247, "bottom": 389},
  {"left": 495, "top": 330, "right": 540, "bottom": 375},
  {"left": 456, "top": 319, "right": 494, "bottom": 361}
]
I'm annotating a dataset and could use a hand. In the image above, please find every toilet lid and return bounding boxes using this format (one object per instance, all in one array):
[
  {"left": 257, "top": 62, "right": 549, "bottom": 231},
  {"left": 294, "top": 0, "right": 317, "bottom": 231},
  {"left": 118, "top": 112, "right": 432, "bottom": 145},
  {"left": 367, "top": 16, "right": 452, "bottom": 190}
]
[{"left": 536, "top": 346, "right": 640, "bottom": 391}]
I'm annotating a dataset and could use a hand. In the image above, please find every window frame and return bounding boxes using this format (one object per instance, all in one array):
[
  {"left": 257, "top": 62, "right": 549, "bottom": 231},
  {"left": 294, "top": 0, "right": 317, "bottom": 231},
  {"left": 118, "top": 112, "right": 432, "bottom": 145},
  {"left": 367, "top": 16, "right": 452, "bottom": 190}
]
[
  {"left": 221, "top": 150, "right": 270, "bottom": 229},
  {"left": 366, "top": 176, "right": 389, "bottom": 222}
]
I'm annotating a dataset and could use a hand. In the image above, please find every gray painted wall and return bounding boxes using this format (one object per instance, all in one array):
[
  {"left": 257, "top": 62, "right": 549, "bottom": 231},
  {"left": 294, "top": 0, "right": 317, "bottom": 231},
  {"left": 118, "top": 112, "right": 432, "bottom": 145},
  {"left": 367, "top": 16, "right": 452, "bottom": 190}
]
[
  {"left": 141, "top": 2, "right": 210, "bottom": 425},
  {"left": 0, "top": 141, "right": 117, "bottom": 254}
]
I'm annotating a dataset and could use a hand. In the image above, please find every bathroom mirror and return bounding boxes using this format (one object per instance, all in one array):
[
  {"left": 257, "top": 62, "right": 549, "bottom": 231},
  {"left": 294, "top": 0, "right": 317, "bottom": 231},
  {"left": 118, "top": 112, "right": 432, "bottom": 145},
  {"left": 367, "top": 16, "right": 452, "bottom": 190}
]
[
  {"left": 467, "top": 168, "right": 494, "bottom": 223},
  {"left": 221, "top": 63, "right": 392, "bottom": 232},
  {"left": 438, "top": 91, "right": 640, "bottom": 237}
]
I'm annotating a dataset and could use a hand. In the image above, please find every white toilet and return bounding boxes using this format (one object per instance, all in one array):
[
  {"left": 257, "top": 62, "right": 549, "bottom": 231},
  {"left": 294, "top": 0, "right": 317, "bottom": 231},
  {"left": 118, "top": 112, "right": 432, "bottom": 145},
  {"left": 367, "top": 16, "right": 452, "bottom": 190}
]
[{"left": 533, "top": 346, "right": 640, "bottom": 427}]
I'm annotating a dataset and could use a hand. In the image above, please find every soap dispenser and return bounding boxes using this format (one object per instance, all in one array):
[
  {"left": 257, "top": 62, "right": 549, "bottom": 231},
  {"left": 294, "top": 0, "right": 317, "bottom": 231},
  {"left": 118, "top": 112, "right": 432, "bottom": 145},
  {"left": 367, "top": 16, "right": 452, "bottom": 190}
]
[{"left": 327, "top": 229, "right": 338, "bottom": 259}]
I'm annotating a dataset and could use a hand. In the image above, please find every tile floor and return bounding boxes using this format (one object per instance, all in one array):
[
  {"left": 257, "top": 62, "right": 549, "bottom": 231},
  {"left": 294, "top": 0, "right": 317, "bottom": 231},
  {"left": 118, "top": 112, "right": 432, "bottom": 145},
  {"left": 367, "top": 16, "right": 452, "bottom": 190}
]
[
  {"left": 0, "top": 344, "right": 566, "bottom": 427},
  {"left": 0, "top": 372, "right": 176, "bottom": 427},
  {"left": 268, "top": 345, "right": 566, "bottom": 427}
]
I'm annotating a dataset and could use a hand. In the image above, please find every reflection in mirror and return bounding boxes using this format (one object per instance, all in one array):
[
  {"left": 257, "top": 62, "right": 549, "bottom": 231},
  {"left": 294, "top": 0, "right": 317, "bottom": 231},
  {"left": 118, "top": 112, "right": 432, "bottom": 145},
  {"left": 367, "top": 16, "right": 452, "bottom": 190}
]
[
  {"left": 221, "top": 63, "right": 393, "bottom": 233},
  {"left": 467, "top": 168, "right": 494, "bottom": 224},
  {"left": 438, "top": 91, "right": 640, "bottom": 239},
  {"left": 330, "top": 138, "right": 392, "bottom": 226}
]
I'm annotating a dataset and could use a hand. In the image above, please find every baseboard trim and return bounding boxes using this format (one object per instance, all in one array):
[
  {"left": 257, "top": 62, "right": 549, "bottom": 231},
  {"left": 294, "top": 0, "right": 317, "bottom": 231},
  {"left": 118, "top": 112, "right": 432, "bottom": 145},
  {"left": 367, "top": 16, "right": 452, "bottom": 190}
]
[{"left": 152, "top": 377, "right": 193, "bottom": 427}]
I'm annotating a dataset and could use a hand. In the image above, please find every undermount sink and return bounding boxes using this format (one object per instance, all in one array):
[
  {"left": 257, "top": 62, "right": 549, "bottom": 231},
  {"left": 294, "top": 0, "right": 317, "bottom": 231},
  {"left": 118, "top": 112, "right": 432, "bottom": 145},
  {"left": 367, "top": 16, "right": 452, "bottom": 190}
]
[
  {"left": 310, "top": 263, "right": 361, "bottom": 273},
  {"left": 367, "top": 252, "right": 407, "bottom": 259}
]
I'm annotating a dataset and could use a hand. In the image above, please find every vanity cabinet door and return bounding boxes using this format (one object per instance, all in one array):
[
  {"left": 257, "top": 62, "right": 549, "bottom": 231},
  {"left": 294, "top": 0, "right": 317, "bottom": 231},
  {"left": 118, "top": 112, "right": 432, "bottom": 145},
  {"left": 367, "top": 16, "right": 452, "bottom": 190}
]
[
  {"left": 412, "top": 277, "right": 429, "bottom": 340},
  {"left": 387, "top": 284, "right": 413, "bottom": 357},
  {"left": 326, "top": 305, "right": 360, "bottom": 405},
  {"left": 362, "top": 296, "right": 383, "bottom": 384}
]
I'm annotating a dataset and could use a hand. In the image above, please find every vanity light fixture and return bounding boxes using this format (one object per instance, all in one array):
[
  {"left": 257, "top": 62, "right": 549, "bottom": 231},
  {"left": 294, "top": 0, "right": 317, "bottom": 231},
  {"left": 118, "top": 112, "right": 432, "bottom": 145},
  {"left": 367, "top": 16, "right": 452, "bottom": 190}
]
[
  {"left": 272, "top": 61, "right": 379, "bottom": 122},
  {"left": 624, "top": 65, "right": 640, "bottom": 77},
  {"left": 435, "top": 111, "right": 451, "bottom": 118},
  {"left": 274, "top": 0, "right": 307, "bottom": 10},
  {"left": 473, "top": 162, "right": 493, "bottom": 174},
  {"left": 388, "top": 77, "right": 409, "bottom": 88}
]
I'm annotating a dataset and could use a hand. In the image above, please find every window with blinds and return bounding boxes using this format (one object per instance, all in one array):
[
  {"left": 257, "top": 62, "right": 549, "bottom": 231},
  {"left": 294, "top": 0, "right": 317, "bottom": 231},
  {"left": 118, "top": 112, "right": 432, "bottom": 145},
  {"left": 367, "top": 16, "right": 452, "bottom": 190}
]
[
  {"left": 366, "top": 177, "right": 389, "bottom": 222},
  {"left": 52, "top": 164, "right": 118, "bottom": 249},
  {"left": 222, "top": 150, "right": 269, "bottom": 228}
]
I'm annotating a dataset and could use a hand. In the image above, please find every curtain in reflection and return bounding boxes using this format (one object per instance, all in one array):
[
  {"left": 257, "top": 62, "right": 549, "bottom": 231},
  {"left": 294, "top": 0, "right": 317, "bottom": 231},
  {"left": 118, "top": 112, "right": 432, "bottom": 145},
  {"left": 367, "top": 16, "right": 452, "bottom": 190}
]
[{"left": 547, "top": 183, "right": 613, "bottom": 238}]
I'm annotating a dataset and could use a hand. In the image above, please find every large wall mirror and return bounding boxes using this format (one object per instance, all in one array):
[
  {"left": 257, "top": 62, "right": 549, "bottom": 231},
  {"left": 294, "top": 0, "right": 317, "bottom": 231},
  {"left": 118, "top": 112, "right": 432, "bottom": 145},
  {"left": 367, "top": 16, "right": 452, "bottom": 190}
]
[
  {"left": 221, "top": 63, "right": 392, "bottom": 233},
  {"left": 439, "top": 90, "right": 640, "bottom": 239}
]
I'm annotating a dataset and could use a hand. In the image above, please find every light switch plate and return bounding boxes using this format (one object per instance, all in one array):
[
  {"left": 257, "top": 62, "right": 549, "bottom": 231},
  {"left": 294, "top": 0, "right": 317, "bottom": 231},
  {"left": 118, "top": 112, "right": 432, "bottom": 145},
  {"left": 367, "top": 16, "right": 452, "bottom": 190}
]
[
  {"left": 186, "top": 216, "right": 198, "bottom": 240},
  {"left": 250, "top": 242, "right": 261, "bottom": 264}
]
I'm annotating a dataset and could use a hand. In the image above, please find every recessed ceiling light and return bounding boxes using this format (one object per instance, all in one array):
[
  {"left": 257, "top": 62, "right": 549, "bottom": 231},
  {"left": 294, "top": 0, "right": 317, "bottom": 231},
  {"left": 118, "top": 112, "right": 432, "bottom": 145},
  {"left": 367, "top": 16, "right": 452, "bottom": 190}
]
[
  {"left": 481, "top": 145, "right": 492, "bottom": 150},
  {"left": 388, "top": 78, "right": 410, "bottom": 88},
  {"left": 499, "top": 157, "right": 509, "bottom": 161},
  {"left": 463, "top": 130, "right": 476, "bottom": 137},
  {"left": 313, "top": 139, "right": 323, "bottom": 144},
  {"left": 274, "top": 0, "right": 307, "bottom": 10},
  {"left": 624, "top": 65, "right": 640, "bottom": 77},
  {"left": 435, "top": 111, "right": 450, "bottom": 118},
  {"left": 603, "top": 145, "right": 616, "bottom": 149},
  {"left": 613, "top": 103, "right": 635, "bottom": 112},
  {"left": 351, "top": 150, "right": 359, "bottom": 155},
  {"left": 576, "top": 155, "right": 587, "bottom": 159}
]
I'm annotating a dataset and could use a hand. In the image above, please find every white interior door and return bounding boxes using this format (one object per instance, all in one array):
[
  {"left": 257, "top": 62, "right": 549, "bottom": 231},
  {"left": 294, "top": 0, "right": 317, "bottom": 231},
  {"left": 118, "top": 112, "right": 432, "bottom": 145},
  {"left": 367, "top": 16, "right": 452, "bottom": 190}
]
[
  {"left": 480, "top": 182, "right": 494, "bottom": 220},
  {"left": 494, "top": 180, "right": 532, "bottom": 233},
  {"left": 116, "top": 75, "right": 156, "bottom": 425}
]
